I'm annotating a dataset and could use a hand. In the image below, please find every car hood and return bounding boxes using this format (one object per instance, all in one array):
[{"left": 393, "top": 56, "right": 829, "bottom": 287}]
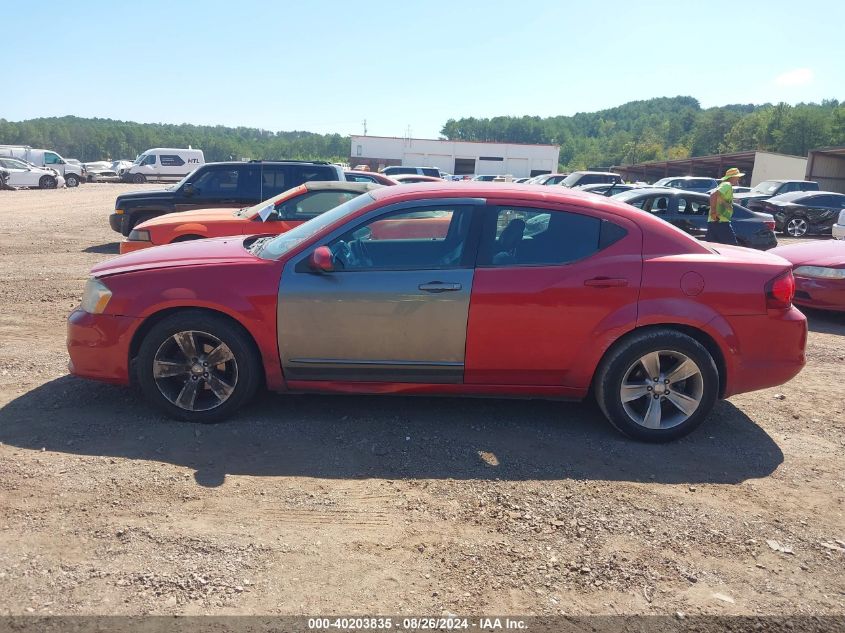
[
  {"left": 734, "top": 192, "right": 768, "bottom": 202},
  {"left": 91, "top": 236, "right": 258, "bottom": 277},
  {"left": 769, "top": 241, "right": 845, "bottom": 268},
  {"left": 115, "top": 188, "right": 177, "bottom": 203},
  {"left": 139, "top": 207, "right": 241, "bottom": 228}
]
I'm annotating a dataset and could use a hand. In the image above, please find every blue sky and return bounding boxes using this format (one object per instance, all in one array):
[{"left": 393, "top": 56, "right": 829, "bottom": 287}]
[{"left": 5, "top": 0, "right": 844, "bottom": 138}]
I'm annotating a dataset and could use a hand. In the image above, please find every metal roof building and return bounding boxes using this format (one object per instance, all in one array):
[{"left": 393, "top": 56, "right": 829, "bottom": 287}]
[
  {"left": 805, "top": 146, "right": 845, "bottom": 194},
  {"left": 350, "top": 135, "right": 560, "bottom": 178},
  {"left": 613, "top": 150, "right": 807, "bottom": 186}
]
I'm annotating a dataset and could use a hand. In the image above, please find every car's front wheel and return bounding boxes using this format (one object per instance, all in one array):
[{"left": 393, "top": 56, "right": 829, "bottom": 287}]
[
  {"left": 132, "top": 173, "right": 146, "bottom": 184},
  {"left": 39, "top": 175, "right": 57, "bottom": 189},
  {"left": 136, "top": 311, "right": 262, "bottom": 422},
  {"left": 594, "top": 329, "right": 719, "bottom": 442}
]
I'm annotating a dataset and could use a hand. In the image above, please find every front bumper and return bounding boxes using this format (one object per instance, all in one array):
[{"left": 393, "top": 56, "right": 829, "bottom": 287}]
[
  {"left": 793, "top": 276, "right": 845, "bottom": 312},
  {"left": 119, "top": 240, "right": 155, "bottom": 254},
  {"left": 67, "top": 309, "right": 140, "bottom": 385},
  {"left": 109, "top": 212, "right": 127, "bottom": 234}
]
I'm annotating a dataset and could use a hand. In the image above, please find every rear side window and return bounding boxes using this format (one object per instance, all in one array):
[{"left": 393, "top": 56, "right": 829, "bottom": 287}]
[
  {"left": 261, "top": 167, "right": 287, "bottom": 198},
  {"left": 421, "top": 168, "right": 440, "bottom": 177},
  {"left": 160, "top": 154, "right": 185, "bottom": 167},
  {"left": 289, "top": 165, "right": 338, "bottom": 188},
  {"left": 477, "top": 206, "right": 623, "bottom": 267}
]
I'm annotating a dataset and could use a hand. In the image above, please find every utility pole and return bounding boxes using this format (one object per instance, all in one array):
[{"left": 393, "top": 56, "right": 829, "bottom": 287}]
[{"left": 362, "top": 119, "right": 367, "bottom": 136}]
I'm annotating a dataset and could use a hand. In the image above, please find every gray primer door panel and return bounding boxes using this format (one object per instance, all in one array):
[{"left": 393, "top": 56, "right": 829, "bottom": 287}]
[{"left": 278, "top": 267, "right": 474, "bottom": 383}]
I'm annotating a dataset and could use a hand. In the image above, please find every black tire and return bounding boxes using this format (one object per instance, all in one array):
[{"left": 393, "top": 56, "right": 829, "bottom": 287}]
[
  {"left": 594, "top": 329, "right": 719, "bottom": 442},
  {"left": 39, "top": 175, "right": 57, "bottom": 189},
  {"left": 136, "top": 311, "right": 262, "bottom": 423},
  {"left": 127, "top": 214, "right": 156, "bottom": 233},
  {"left": 132, "top": 173, "right": 146, "bottom": 184},
  {"left": 784, "top": 215, "right": 809, "bottom": 238},
  {"left": 65, "top": 174, "right": 80, "bottom": 188}
]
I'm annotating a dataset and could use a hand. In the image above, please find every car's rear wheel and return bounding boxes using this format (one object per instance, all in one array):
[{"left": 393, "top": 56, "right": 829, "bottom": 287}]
[
  {"left": 785, "top": 216, "right": 809, "bottom": 237},
  {"left": 594, "top": 329, "right": 718, "bottom": 442},
  {"left": 39, "top": 175, "right": 57, "bottom": 189},
  {"left": 136, "top": 311, "right": 261, "bottom": 422},
  {"left": 133, "top": 173, "right": 146, "bottom": 184},
  {"left": 65, "top": 174, "right": 80, "bottom": 188}
]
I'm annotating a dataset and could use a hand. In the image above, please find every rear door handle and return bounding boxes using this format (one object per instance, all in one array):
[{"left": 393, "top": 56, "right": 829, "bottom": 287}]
[
  {"left": 584, "top": 277, "right": 628, "bottom": 288},
  {"left": 419, "top": 282, "right": 462, "bottom": 293}
]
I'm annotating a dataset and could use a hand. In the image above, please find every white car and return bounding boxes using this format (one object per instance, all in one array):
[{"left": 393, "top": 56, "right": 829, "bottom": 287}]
[
  {"left": 833, "top": 209, "right": 845, "bottom": 240},
  {"left": 0, "top": 157, "right": 65, "bottom": 189}
]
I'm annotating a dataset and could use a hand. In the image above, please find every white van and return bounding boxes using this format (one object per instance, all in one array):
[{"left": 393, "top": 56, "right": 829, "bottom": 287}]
[
  {"left": 122, "top": 148, "right": 205, "bottom": 183},
  {"left": 0, "top": 145, "right": 85, "bottom": 187}
]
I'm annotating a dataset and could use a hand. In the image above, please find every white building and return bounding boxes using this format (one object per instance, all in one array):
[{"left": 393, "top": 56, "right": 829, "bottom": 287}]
[{"left": 350, "top": 135, "right": 560, "bottom": 178}]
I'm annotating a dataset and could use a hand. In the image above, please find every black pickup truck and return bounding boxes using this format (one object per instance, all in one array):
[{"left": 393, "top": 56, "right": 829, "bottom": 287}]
[{"left": 109, "top": 161, "right": 344, "bottom": 236}]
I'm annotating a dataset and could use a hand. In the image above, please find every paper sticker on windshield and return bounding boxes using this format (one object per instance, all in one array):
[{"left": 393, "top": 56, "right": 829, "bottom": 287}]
[{"left": 257, "top": 203, "right": 274, "bottom": 221}]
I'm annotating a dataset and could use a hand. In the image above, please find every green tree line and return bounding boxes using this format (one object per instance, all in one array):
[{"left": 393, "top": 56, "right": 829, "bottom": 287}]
[
  {"left": 2, "top": 97, "right": 844, "bottom": 170},
  {"left": 0, "top": 116, "right": 349, "bottom": 164},
  {"left": 441, "top": 97, "right": 845, "bottom": 170}
]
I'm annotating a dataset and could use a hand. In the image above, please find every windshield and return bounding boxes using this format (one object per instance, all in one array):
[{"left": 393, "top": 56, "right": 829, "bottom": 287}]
[
  {"left": 133, "top": 154, "right": 147, "bottom": 165},
  {"left": 234, "top": 188, "right": 303, "bottom": 218},
  {"left": 751, "top": 180, "right": 780, "bottom": 194},
  {"left": 169, "top": 165, "right": 205, "bottom": 191},
  {"left": 561, "top": 173, "right": 585, "bottom": 187},
  {"left": 257, "top": 192, "right": 377, "bottom": 260}
]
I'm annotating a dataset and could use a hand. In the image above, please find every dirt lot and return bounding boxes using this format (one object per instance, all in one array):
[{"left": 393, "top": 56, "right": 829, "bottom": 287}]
[{"left": 0, "top": 184, "right": 843, "bottom": 617}]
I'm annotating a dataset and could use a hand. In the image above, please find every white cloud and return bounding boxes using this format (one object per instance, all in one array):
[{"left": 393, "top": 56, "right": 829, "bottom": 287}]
[{"left": 774, "top": 68, "right": 814, "bottom": 87}]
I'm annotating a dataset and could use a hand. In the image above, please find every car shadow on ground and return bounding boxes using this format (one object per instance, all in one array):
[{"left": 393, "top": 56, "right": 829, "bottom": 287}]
[
  {"left": 804, "top": 308, "right": 845, "bottom": 335},
  {"left": 83, "top": 242, "right": 120, "bottom": 255},
  {"left": 0, "top": 376, "right": 784, "bottom": 488}
]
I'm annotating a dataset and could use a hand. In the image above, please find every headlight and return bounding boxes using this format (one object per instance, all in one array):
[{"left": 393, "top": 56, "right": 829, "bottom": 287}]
[
  {"left": 127, "top": 229, "right": 151, "bottom": 242},
  {"left": 81, "top": 278, "right": 113, "bottom": 314},
  {"left": 793, "top": 266, "right": 845, "bottom": 280}
]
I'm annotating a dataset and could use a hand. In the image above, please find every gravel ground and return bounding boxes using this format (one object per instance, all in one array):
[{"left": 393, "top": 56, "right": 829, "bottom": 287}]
[{"left": 0, "top": 184, "right": 843, "bottom": 617}]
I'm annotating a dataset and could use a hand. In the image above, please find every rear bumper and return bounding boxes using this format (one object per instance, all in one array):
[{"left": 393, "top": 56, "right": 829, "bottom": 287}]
[
  {"left": 67, "top": 309, "right": 140, "bottom": 385},
  {"left": 793, "top": 276, "right": 845, "bottom": 312},
  {"left": 119, "top": 240, "right": 155, "bottom": 254},
  {"left": 722, "top": 307, "right": 807, "bottom": 397}
]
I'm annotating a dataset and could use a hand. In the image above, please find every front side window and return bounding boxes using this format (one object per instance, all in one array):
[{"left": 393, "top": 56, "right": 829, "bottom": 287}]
[
  {"left": 477, "top": 206, "right": 608, "bottom": 267},
  {"left": 326, "top": 205, "right": 473, "bottom": 271},
  {"left": 646, "top": 195, "right": 673, "bottom": 215},
  {"left": 44, "top": 152, "right": 62, "bottom": 165},
  {"left": 190, "top": 167, "right": 245, "bottom": 197},
  {"left": 276, "top": 190, "right": 362, "bottom": 220},
  {"left": 142, "top": 154, "right": 157, "bottom": 166}
]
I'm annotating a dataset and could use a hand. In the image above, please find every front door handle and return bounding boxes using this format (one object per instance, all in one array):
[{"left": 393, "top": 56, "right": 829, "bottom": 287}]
[
  {"left": 419, "top": 282, "right": 462, "bottom": 293},
  {"left": 584, "top": 277, "right": 628, "bottom": 288}
]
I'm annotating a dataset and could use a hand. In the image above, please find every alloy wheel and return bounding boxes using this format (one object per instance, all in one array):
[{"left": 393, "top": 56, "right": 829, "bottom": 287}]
[
  {"left": 786, "top": 217, "right": 808, "bottom": 237},
  {"left": 152, "top": 330, "right": 238, "bottom": 412},
  {"left": 619, "top": 350, "right": 704, "bottom": 430}
]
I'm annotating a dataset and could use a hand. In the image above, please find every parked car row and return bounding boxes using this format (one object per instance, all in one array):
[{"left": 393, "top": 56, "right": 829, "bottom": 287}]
[{"left": 70, "top": 179, "right": 811, "bottom": 442}]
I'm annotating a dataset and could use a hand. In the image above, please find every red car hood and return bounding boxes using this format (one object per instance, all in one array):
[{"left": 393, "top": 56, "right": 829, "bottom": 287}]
[
  {"left": 92, "top": 236, "right": 258, "bottom": 277},
  {"left": 769, "top": 241, "right": 845, "bottom": 268}
]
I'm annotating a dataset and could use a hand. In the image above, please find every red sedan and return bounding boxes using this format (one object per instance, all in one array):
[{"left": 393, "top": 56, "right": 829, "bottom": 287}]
[
  {"left": 769, "top": 240, "right": 845, "bottom": 311},
  {"left": 67, "top": 183, "right": 807, "bottom": 442}
]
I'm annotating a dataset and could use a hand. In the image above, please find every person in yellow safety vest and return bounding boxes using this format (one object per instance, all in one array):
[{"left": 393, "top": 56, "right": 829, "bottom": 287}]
[{"left": 706, "top": 167, "right": 744, "bottom": 245}]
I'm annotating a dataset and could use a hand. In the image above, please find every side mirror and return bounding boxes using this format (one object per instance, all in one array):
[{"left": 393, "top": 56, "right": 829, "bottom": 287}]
[
  {"left": 183, "top": 183, "right": 195, "bottom": 196},
  {"left": 309, "top": 246, "right": 334, "bottom": 273}
]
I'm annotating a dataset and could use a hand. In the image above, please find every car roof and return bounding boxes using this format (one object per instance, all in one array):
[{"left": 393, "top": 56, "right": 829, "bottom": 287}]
[{"left": 303, "top": 181, "right": 382, "bottom": 192}]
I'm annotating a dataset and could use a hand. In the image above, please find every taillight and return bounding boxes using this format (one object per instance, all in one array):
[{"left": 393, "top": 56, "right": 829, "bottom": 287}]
[
  {"left": 765, "top": 270, "right": 795, "bottom": 310},
  {"left": 764, "top": 220, "right": 775, "bottom": 230}
]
